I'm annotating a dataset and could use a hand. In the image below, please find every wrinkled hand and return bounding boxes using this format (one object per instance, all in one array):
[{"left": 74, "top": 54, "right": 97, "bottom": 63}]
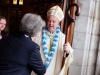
[{"left": 63, "top": 42, "right": 70, "bottom": 53}]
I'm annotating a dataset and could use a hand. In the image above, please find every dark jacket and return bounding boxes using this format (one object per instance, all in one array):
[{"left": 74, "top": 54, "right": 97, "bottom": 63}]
[
  {"left": 0, "top": 31, "right": 7, "bottom": 40},
  {"left": 0, "top": 35, "right": 46, "bottom": 75}
]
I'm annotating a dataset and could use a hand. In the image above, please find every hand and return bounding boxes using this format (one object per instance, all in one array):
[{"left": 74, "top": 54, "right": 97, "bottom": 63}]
[{"left": 63, "top": 42, "right": 70, "bottom": 53}]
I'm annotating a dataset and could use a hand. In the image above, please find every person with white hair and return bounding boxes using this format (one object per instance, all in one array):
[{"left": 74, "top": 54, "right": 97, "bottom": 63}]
[
  {"left": 0, "top": 13, "right": 46, "bottom": 75},
  {"left": 31, "top": 5, "right": 74, "bottom": 75}
]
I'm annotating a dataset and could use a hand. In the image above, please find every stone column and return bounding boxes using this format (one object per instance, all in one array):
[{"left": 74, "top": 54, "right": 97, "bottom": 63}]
[{"left": 68, "top": 0, "right": 100, "bottom": 75}]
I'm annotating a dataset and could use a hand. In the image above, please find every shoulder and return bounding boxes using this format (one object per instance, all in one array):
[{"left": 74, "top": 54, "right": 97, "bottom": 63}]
[
  {"left": 24, "top": 36, "right": 39, "bottom": 48},
  {"left": 1, "top": 31, "right": 7, "bottom": 39},
  {"left": 60, "top": 31, "right": 65, "bottom": 38},
  {"left": 25, "top": 37, "right": 40, "bottom": 51}
]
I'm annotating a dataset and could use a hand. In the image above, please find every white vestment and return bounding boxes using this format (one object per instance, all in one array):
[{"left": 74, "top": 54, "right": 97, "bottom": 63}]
[{"left": 31, "top": 31, "right": 73, "bottom": 75}]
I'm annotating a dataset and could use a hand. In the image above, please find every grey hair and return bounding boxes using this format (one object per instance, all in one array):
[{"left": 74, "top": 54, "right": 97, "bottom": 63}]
[{"left": 21, "top": 13, "right": 45, "bottom": 37}]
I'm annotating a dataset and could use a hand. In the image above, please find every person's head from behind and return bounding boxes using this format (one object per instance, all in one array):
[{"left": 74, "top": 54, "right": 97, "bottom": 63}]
[
  {"left": 0, "top": 16, "right": 7, "bottom": 32},
  {"left": 21, "top": 13, "right": 45, "bottom": 38},
  {"left": 47, "top": 5, "right": 64, "bottom": 32}
]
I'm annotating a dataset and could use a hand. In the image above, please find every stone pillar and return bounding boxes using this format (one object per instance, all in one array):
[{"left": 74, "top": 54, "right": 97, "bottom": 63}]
[
  {"left": 68, "top": 0, "right": 100, "bottom": 75},
  {"left": 95, "top": 37, "right": 100, "bottom": 75}
]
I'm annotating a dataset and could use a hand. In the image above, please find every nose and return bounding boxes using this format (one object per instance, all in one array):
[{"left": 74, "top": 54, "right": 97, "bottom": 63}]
[
  {"left": 1, "top": 24, "right": 4, "bottom": 27},
  {"left": 50, "top": 21, "right": 52, "bottom": 25},
  {"left": 2, "top": 24, "right": 5, "bottom": 28}
]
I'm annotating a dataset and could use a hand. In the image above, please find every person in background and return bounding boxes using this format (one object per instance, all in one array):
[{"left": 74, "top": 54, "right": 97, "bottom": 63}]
[
  {"left": 0, "top": 13, "right": 46, "bottom": 75},
  {"left": 31, "top": 5, "right": 73, "bottom": 75},
  {"left": 0, "top": 16, "right": 7, "bottom": 39}
]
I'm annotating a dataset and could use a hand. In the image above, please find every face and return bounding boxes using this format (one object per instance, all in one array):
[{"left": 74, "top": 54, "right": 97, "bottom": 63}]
[
  {"left": 47, "top": 15, "right": 60, "bottom": 32},
  {"left": 0, "top": 19, "right": 6, "bottom": 31}
]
